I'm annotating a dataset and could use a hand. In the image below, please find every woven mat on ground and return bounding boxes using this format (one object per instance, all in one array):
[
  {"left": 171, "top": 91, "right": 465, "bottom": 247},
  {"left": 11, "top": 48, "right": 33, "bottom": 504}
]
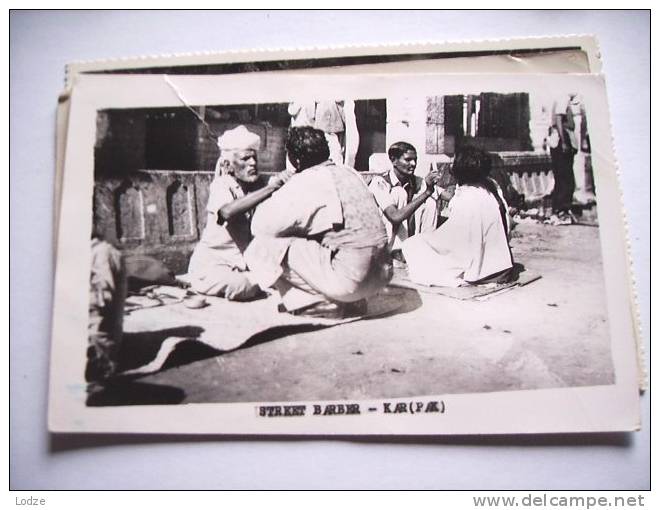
[
  {"left": 118, "top": 289, "right": 404, "bottom": 376},
  {"left": 389, "top": 267, "right": 541, "bottom": 301}
]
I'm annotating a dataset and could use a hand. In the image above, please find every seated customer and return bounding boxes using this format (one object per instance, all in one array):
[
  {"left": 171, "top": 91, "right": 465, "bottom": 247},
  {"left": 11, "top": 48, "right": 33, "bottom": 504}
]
[
  {"left": 187, "top": 126, "right": 289, "bottom": 300},
  {"left": 368, "top": 141, "right": 440, "bottom": 258},
  {"left": 402, "top": 146, "right": 514, "bottom": 288},
  {"left": 244, "top": 126, "right": 392, "bottom": 318}
]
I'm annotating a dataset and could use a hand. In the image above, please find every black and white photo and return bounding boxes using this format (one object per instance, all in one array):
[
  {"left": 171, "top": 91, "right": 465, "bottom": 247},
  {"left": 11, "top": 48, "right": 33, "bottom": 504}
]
[{"left": 48, "top": 60, "right": 641, "bottom": 435}]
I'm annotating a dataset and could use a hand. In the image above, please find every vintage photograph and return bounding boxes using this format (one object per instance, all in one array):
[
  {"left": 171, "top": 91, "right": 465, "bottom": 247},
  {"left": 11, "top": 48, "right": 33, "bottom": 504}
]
[
  {"left": 87, "top": 91, "right": 607, "bottom": 400},
  {"left": 49, "top": 71, "right": 640, "bottom": 434},
  {"left": 10, "top": 9, "right": 649, "bottom": 492}
]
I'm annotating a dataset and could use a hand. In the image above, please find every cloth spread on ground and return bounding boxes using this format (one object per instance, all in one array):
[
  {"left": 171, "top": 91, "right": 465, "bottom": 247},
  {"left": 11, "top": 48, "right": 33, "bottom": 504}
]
[
  {"left": 118, "top": 289, "right": 403, "bottom": 376},
  {"left": 123, "top": 285, "right": 188, "bottom": 312},
  {"left": 389, "top": 266, "right": 541, "bottom": 300}
]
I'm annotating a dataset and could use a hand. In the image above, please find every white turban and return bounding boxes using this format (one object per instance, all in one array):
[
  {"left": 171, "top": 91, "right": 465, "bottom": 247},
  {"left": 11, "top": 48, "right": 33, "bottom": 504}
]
[
  {"left": 217, "top": 125, "right": 261, "bottom": 151},
  {"left": 215, "top": 125, "right": 261, "bottom": 177}
]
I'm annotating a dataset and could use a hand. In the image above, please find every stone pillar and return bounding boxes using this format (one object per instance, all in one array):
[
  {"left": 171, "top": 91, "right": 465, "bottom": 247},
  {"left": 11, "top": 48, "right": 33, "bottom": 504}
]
[
  {"left": 344, "top": 99, "right": 359, "bottom": 168},
  {"left": 386, "top": 96, "right": 431, "bottom": 175},
  {"left": 386, "top": 96, "right": 427, "bottom": 152},
  {"left": 425, "top": 96, "right": 445, "bottom": 155}
]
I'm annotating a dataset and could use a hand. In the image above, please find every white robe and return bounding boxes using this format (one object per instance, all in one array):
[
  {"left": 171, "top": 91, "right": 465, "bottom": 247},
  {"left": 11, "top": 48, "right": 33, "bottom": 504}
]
[
  {"left": 402, "top": 182, "right": 513, "bottom": 287},
  {"left": 244, "top": 161, "right": 390, "bottom": 311}
]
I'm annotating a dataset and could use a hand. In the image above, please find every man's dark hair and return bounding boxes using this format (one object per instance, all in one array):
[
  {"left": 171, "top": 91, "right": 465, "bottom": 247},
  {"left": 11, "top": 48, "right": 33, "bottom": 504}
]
[
  {"left": 450, "top": 146, "right": 492, "bottom": 185},
  {"left": 387, "top": 141, "right": 417, "bottom": 162},
  {"left": 286, "top": 126, "right": 330, "bottom": 171}
]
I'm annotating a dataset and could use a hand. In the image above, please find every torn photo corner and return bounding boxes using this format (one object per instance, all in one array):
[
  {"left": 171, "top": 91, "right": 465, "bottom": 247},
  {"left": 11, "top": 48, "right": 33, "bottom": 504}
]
[{"left": 50, "top": 56, "right": 642, "bottom": 436}]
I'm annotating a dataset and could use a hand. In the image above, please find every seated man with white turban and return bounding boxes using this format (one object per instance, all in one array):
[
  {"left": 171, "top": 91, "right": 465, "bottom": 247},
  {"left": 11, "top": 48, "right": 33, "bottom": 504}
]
[
  {"left": 187, "top": 125, "right": 290, "bottom": 300},
  {"left": 244, "top": 126, "right": 392, "bottom": 318}
]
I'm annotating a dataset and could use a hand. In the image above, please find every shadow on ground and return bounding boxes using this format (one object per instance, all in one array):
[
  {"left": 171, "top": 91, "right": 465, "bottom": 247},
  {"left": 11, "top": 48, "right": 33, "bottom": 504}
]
[
  {"left": 86, "top": 380, "right": 186, "bottom": 407},
  {"left": 239, "top": 324, "right": 331, "bottom": 351},
  {"left": 377, "top": 287, "right": 422, "bottom": 316},
  {"left": 510, "top": 261, "right": 527, "bottom": 280},
  {"left": 117, "top": 288, "right": 422, "bottom": 375},
  {"left": 118, "top": 325, "right": 207, "bottom": 371}
]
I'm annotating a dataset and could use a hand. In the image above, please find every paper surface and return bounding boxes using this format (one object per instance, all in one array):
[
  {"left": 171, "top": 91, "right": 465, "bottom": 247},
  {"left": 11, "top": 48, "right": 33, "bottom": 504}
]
[{"left": 49, "top": 66, "right": 640, "bottom": 435}]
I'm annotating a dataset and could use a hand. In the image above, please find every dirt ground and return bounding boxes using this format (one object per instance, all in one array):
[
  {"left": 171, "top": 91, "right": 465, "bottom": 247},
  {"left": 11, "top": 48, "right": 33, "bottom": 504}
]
[{"left": 91, "top": 220, "right": 615, "bottom": 406}]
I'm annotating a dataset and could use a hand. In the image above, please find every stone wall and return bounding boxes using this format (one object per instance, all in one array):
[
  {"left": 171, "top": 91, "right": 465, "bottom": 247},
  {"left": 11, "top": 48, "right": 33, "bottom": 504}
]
[
  {"left": 93, "top": 170, "right": 214, "bottom": 274},
  {"left": 92, "top": 95, "right": 565, "bottom": 274},
  {"left": 93, "top": 152, "right": 555, "bottom": 275}
]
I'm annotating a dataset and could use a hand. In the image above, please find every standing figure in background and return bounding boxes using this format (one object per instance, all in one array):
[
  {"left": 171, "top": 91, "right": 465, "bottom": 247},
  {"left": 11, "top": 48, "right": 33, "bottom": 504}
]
[
  {"left": 567, "top": 94, "right": 596, "bottom": 205},
  {"left": 548, "top": 94, "right": 579, "bottom": 222},
  {"left": 368, "top": 141, "right": 440, "bottom": 263},
  {"left": 186, "top": 126, "right": 289, "bottom": 301},
  {"left": 314, "top": 100, "right": 345, "bottom": 165},
  {"left": 245, "top": 126, "right": 392, "bottom": 319},
  {"left": 287, "top": 101, "right": 317, "bottom": 171},
  {"left": 288, "top": 101, "right": 316, "bottom": 128}
]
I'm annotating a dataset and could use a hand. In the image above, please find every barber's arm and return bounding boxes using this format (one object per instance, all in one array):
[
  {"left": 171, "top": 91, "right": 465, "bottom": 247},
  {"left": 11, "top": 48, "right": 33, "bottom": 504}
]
[
  {"left": 218, "top": 172, "right": 291, "bottom": 225},
  {"left": 217, "top": 186, "right": 276, "bottom": 225}
]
